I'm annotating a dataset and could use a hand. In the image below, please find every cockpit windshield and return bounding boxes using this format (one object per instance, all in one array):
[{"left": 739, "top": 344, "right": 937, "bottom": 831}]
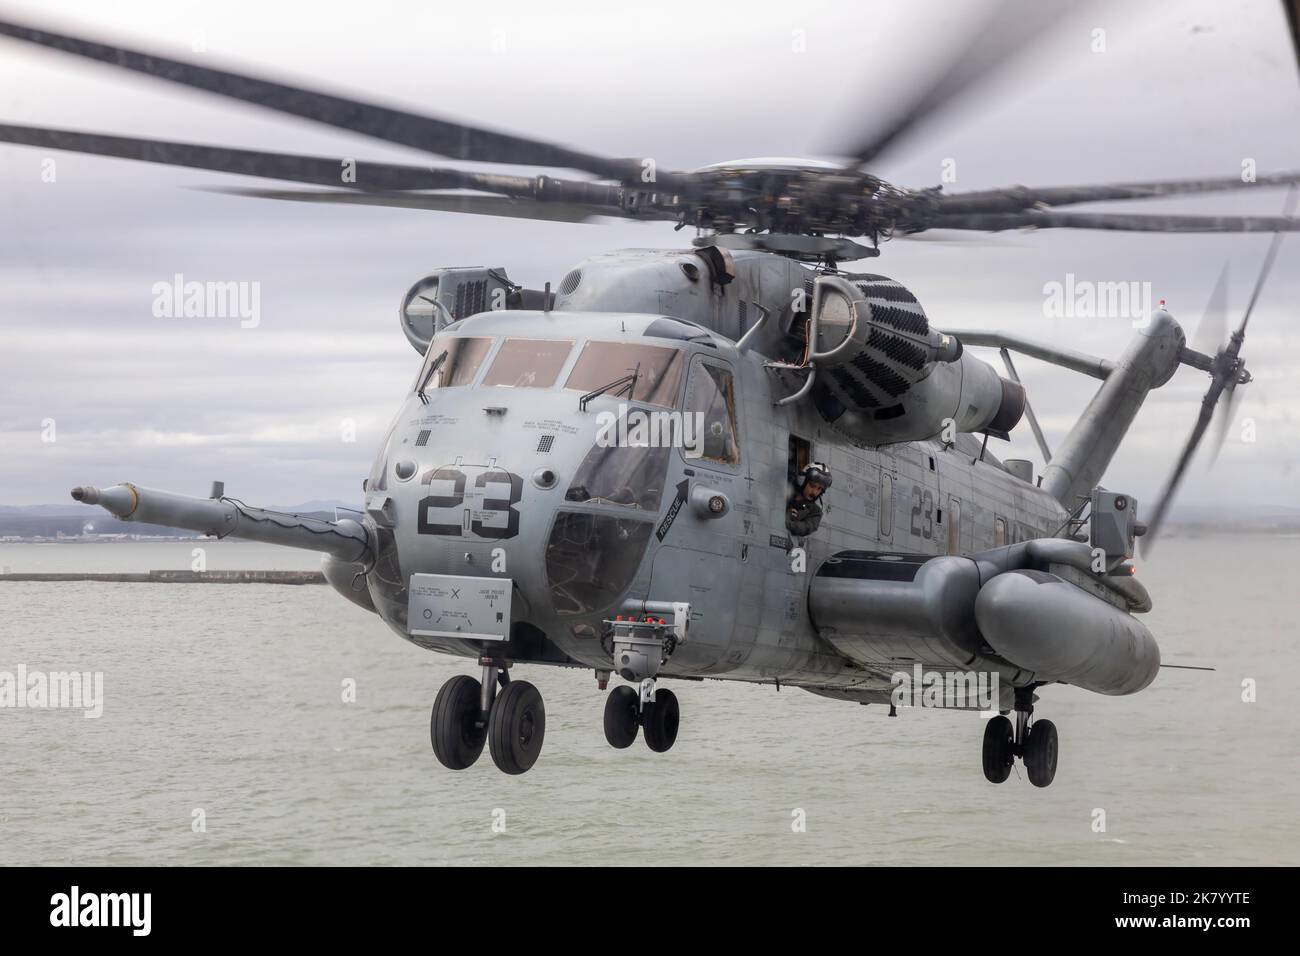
[
  {"left": 564, "top": 342, "right": 684, "bottom": 408},
  {"left": 481, "top": 338, "right": 573, "bottom": 388},
  {"left": 415, "top": 336, "right": 492, "bottom": 393}
]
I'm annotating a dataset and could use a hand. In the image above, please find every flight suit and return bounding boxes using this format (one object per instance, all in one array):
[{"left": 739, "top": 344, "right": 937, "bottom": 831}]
[{"left": 786, "top": 489, "right": 823, "bottom": 537}]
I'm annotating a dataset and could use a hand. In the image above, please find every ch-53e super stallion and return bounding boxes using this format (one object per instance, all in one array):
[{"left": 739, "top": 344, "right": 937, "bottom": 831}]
[{"left": 6, "top": 8, "right": 1295, "bottom": 785}]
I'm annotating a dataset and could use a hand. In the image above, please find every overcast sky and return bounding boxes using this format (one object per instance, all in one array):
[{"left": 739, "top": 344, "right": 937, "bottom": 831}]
[{"left": 2, "top": 0, "right": 1298, "bottom": 514}]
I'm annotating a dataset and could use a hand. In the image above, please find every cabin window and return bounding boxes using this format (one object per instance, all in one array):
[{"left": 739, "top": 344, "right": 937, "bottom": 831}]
[
  {"left": 415, "top": 335, "right": 492, "bottom": 392},
  {"left": 880, "top": 473, "right": 894, "bottom": 536},
  {"left": 482, "top": 338, "right": 573, "bottom": 388},
  {"left": 564, "top": 342, "right": 684, "bottom": 408},
  {"left": 994, "top": 515, "right": 1008, "bottom": 547},
  {"left": 788, "top": 435, "right": 811, "bottom": 484},
  {"left": 685, "top": 361, "right": 740, "bottom": 465},
  {"left": 947, "top": 497, "right": 962, "bottom": 555}
]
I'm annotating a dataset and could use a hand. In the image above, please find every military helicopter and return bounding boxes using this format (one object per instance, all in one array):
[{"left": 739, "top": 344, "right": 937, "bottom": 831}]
[{"left": 4, "top": 9, "right": 1296, "bottom": 785}]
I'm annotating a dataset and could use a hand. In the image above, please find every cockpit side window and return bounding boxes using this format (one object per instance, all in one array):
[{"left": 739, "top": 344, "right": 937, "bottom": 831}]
[
  {"left": 415, "top": 335, "right": 492, "bottom": 392},
  {"left": 564, "top": 342, "right": 684, "bottom": 408},
  {"left": 481, "top": 338, "right": 573, "bottom": 388},
  {"left": 685, "top": 360, "right": 740, "bottom": 466},
  {"left": 545, "top": 512, "right": 654, "bottom": 617}
]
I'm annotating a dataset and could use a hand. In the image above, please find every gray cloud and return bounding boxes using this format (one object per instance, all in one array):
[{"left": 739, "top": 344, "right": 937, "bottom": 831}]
[{"left": 1, "top": 0, "right": 1298, "bottom": 511}]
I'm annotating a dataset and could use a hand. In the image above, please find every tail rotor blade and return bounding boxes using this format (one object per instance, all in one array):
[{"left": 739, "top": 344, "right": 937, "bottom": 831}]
[
  {"left": 1209, "top": 382, "right": 1246, "bottom": 465},
  {"left": 1234, "top": 187, "right": 1298, "bottom": 340},
  {"left": 1190, "top": 262, "right": 1230, "bottom": 356},
  {"left": 1143, "top": 188, "right": 1294, "bottom": 555},
  {"left": 1141, "top": 389, "right": 1221, "bottom": 556}
]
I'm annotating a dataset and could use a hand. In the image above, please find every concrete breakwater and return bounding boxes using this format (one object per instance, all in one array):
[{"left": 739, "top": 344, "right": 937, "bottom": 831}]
[{"left": 0, "top": 570, "right": 326, "bottom": 584}]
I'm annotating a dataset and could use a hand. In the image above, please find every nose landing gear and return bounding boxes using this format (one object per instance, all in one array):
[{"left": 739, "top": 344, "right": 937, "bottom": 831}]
[
  {"left": 431, "top": 657, "right": 546, "bottom": 775},
  {"left": 603, "top": 685, "right": 640, "bottom": 749},
  {"left": 981, "top": 685, "right": 1058, "bottom": 788},
  {"left": 600, "top": 614, "right": 685, "bottom": 753},
  {"left": 430, "top": 605, "right": 689, "bottom": 774},
  {"left": 602, "top": 680, "right": 681, "bottom": 752},
  {"left": 430, "top": 674, "right": 488, "bottom": 770},
  {"left": 642, "top": 685, "right": 680, "bottom": 752}
]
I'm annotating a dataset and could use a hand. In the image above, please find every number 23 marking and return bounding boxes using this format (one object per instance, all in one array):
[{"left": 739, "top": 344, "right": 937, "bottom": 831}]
[
  {"left": 910, "top": 485, "right": 933, "bottom": 539},
  {"left": 417, "top": 468, "right": 523, "bottom": 539}
]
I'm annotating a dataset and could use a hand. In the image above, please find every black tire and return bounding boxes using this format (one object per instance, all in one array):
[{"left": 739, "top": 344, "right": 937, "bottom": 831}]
[
  {"left": 431, "top": 674, "right": 487, "bottom": 770},
  {"left": 603, "top": 685, "right": 640, "bottom": 749},
  {"left": 1024, "top": 718, "right": 1059, "bottom": 788},
  {"left": 488, "top": 680, "right": 546, "bottom": 775},
  {"left": 642, "top": 688, "right": 680, "bottom": 753},
  {"left": 981, "top": 714, "right": 1015, "bottom": 784}
]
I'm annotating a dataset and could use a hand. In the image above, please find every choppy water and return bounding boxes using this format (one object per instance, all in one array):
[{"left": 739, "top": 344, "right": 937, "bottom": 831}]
[{"left": 1, "top": 535, "right": 1297, "bottom": 866}]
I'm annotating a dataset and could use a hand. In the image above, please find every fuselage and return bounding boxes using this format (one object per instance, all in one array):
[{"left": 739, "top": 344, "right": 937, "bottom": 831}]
[{"left": 358, "top": 281, "right": 1066, "bottom": 694}]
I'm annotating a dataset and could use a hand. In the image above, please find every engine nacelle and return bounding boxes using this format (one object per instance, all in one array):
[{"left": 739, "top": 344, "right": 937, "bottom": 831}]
[
  {"left": 805, "top": 275, "right": 1025, "bottom": 443},
  {"left": 399, "top": 267, "right": 515, "bottom": 353}
]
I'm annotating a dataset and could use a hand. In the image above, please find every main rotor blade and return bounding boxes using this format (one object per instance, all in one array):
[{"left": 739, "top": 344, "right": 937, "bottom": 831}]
[
  {"left": 0, "top": 18, "right": 659, "bottom": 186},
  {"left": 923, "top": 210, "right": 1300, "bottom": 233},
  {"left": 935, "top": 171, "right": 1300, "bottom": 214},
  {"left": 0, "top": 123, "right": 496, "bottom": 191},
  {"left": 1286, "top": 0, "right": 1300, "bottom": 73},
  {"left": 842, "top": 0, "right": 1073, "bottom": 166},
  {"left": 0, "top": 123, "right": 631, "bottom": 207},
  {"left": 206, "top": 187, "right": 643, "bottom": 224}
]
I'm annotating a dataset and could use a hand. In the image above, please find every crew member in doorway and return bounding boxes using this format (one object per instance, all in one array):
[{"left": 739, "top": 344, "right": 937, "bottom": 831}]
[{"left": 786, "top": 462, "right": 831, "bottom": 537}]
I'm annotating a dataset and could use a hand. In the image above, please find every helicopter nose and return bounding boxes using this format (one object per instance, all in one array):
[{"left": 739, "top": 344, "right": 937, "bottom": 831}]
[
  {"left": 367, "top": 386, "right": 672, "bottom": 644},
  {"left": 372, "top": 419, "right": 565, "bottom": 613}
]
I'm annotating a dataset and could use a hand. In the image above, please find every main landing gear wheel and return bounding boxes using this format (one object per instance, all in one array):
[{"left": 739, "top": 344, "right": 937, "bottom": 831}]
[
  {"left": 984, "top": 685, "right": 1059, "bottom": 788},
  {"left": 981, "top": 714, "right": 1015, "bottom": 784},
  {"left": 1024, "top": 718, "right": 1059, "bottom": 788},
  {"left": 430, "top": 674, "right": 487, "bottom": 770},
  {"left": 603, "top": 685, "right": 640, "bottom": 749},
  {"left": 488, "top": 680, "right": 546, "bottom": 775},
  {"left": 642, "top": 688, "right": 680, "bottom": 753}
]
